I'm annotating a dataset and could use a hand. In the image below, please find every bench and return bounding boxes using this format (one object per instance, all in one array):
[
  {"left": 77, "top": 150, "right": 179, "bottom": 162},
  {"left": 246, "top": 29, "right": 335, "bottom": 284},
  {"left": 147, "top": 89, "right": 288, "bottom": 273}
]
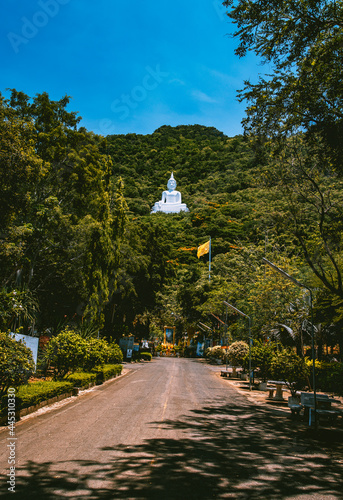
[
  {"left": 288, "top": 401, "right": 302, "bottom": 415},
  {"left": 267, "top": 386, "right": 276, "bottom": 399},
  {"left": 267, "top": 386, "right": 289, "bottom": 400},
  {"left": 267, "top": 380, "right": 291, "bottom": 401},
  {"left": 300, "top": 392, "right": 342, "bottom": 425}
]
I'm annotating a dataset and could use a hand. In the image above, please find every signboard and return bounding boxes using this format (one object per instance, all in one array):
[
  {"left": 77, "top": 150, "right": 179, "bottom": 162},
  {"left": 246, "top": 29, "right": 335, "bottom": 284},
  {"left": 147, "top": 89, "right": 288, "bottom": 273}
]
[
  {"left": 12, "top": 333, "right": 39, "bottom": 367},
  {"left": 164, "top": 326, "right": 175, "bottom": 345},
  {"left": 119, "top": 336, "right": 135, "bottom": 352},
  {"left": 126, "top": 349, "right": 133, "bottom": 359}
]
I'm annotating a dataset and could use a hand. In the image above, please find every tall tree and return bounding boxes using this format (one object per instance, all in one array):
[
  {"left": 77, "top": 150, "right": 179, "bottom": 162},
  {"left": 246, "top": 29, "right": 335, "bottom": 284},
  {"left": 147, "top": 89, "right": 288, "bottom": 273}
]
[
  {"left": 223, "top": 0, "right": 343, "bottom": 161},
  {"left": 223, "top": 0, "right": 343, "bottom": 320},
  {"left": 0, "top": 90, "right": 119, "bottom": 331}
]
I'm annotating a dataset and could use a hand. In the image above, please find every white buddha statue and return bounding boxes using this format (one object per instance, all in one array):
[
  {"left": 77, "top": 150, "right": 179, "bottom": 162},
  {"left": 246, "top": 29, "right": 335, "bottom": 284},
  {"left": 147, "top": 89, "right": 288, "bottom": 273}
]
[{"left": 151, "top": 173, "right": 189, "bottom": 214}]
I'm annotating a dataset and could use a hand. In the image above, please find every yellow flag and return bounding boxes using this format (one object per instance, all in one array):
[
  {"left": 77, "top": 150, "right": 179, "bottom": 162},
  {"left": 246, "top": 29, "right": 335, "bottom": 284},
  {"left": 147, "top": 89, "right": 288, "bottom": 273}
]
[{"left": 197, "top": 240, "right": 210, "bottom": 258}]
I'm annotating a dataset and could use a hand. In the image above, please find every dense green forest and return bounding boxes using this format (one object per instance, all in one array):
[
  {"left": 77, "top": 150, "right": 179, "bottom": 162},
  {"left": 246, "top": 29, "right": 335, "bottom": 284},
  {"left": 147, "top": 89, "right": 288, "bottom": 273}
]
[{"left": 1, "top": 89, "right": 342, "bottom": 359}]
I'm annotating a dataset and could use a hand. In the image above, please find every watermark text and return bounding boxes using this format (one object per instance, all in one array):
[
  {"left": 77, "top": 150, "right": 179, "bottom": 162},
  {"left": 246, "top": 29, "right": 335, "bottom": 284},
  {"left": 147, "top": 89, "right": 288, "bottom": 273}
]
[{"left": 7, "top": 388, "right": 16, "bottom": 493}]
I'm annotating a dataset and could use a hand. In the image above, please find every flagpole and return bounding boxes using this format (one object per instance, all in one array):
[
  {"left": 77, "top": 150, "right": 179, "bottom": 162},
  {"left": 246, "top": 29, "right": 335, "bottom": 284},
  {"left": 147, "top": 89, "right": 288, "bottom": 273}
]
[{"left": 209, "top": 237, "right": 211, "bottom": 281}]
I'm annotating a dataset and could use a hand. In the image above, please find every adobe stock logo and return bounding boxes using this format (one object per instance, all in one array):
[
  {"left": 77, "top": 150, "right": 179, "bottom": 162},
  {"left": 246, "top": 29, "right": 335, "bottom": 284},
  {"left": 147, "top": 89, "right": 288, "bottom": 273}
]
[
  {"left": 99, "top": 65, "right": 169, "bottom": 136},
  {"left": 7, "top": 0, "right": 72, "bottom": 54}
]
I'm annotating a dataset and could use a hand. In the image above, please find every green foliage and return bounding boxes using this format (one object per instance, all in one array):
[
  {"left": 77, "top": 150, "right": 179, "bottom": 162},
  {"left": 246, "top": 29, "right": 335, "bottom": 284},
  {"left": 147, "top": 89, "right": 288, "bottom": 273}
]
[
  {"left": 140, "top": 352, "right": 152, "bottom": 361},
  {"left": 224, "top": 0, "right": 343, "bottom": 153},
  {"left": 92, "top": 363, "right": 123, "bottom": 384},
  {"left": 227, "top": 341, "right": 249, "bottom": 367},
  {"left": 65, "top": 371, "right": 97, "bottom": 388},
  {"left": 1, "top": 86, "right": 343, "bottom": 356},
  {"left": 243, "top": 340, "right": 277, "bottom": 382},
  {"left": 0, "top": 332, "right": 35, "bottom": 396},
  {"left": 45, "top": 329, "right": 87, "bottom": 379},
  {"left": 0, "top": 289, "right": 39, "bottom": 332},
  {"left": 9, "top": 380, "right": 73, "bottom": 413},
  {"left": 1, "top": 89, "right": 118, "bottom": 332},
  {"left": 305, "top": 360, "right": 343, "bottom": 396},
  {"left": 271, "top": 349, "right": 310, "bottom": 395},
  {"left": 82, "top": 337, "right": 111, "bottom": 372},
  {"left": 205, "top": 345, "right": 224, "bottom": 361},
  {"left": 45, "top": 329, "right": 123, "bottom": 378},
  {"left": 107, "top": 342, "right": 124, "bottom": 364},
  {"left": 222, "top": 0, "right": 343, "bottom": 316}
]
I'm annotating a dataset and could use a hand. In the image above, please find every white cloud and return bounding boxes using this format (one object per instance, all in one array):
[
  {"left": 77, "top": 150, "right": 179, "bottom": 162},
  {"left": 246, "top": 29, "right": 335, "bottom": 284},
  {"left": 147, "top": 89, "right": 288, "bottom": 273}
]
[
  {"left": 169, "top": 78, "right": 186, "bottom": 86},
  {"left": 191, "top": 90, "right": 218, "bottom": 103}
]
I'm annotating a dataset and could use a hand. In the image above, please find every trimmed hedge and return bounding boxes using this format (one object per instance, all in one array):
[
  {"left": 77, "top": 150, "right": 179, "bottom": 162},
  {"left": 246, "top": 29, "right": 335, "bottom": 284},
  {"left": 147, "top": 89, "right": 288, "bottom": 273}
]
[
  {"left": 92, "top": 364, "right": 123, "bottom": 384},
  {"left": 66, "top": 371, "right": 97, "bottom": 388},
  {"left": 17, "top": 381, "right": 74, "bottom": 409},
  {"left": 0, "top": 380, "right": 74, "bottom": 415},
  {"left": 140, "top": 352, "right": 152, "bottom": 361}
]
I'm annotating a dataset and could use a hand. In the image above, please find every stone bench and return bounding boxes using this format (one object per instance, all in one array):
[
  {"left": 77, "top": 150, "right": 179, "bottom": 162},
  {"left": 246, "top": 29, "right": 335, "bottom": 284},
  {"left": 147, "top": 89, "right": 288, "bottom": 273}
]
[
  {"left": 288, "top": 401, "right": 302, "bottom": 415},
  {"left": 267, "top": 386, "right": 276, "bottom": 399},
  {"left": 299, "top": 392, "right": 342, "bottom": 425}
]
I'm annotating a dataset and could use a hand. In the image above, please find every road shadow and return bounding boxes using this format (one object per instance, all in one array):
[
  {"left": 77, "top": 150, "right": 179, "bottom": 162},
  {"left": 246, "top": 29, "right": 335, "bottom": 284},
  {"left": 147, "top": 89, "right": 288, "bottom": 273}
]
[{"left": 1, "top": 400, "right": 343, "bottom": 499}]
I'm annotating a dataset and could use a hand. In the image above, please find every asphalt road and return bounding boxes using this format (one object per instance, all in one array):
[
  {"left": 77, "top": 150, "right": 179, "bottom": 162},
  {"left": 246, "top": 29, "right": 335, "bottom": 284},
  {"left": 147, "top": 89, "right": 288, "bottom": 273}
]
[{"left": 0, "top": 357, "right": 343, "bottom": 499}]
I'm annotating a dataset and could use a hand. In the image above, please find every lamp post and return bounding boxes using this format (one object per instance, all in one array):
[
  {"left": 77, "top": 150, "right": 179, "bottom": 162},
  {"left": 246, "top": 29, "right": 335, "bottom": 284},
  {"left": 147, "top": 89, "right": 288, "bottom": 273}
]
[
  {"left": 223, "top": 301, "right": 252, "bottom": 390},
  {"left": 262, "top": 257, "right": 317, "bottom": 427}
]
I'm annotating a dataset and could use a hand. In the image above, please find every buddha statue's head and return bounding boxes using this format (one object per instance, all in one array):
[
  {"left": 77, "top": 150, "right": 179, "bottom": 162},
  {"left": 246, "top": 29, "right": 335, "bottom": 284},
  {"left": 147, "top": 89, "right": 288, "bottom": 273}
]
[{"left": 167, "top": 173, "right": 177, "bottom": 192}]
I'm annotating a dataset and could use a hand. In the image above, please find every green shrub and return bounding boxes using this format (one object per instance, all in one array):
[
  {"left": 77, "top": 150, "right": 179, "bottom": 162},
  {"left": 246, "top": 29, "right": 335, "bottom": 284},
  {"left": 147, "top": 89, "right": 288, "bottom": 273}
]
[
  {"left": 243, "top": 341, "right": 277, "bottom": 382},
  {"left": 0, "top": 332, "right": 35, "bottom": 397},
  {"left": 107, "top": 342, "right": 123, "bottom": 364},
  {"left": 45, "top": 329, "right": 87, "bottom": 379},
  {"left": 140, "top": 352, "right": 152, "bottom": 361},
  {"left": 271, "top": 349, "right": 310, "bottom": 396},
  {"left": 66, "top": 371, "right": 97, "bottom": 387},
  {"left": 305, "top": 360, "right": 343, "bottom": 395},
  {"left": 83, "top": 338, "right": 110, "bottom": 372},
  {"left": 227, "top": 341, "right": 249, "bottom": 367}
]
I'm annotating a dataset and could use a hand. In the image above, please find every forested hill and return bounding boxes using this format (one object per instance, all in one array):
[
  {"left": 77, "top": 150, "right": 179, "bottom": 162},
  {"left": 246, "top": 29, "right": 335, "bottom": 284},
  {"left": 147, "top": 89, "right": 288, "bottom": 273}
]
[
  {"left": 103, "top": 124, "right": 299, "bottom": 340},
  {"left": 106, "top": 125, "right": 258, "bottom": 217},
  {"left": 105, "top": 124, "right": 284, "bottom": 257}
]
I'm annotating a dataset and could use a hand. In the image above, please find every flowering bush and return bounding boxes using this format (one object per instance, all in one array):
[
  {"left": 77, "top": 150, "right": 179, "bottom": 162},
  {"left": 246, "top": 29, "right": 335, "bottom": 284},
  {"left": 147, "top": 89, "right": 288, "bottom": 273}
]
[
  {"left": 227, "top": 341, "right": 249, "bottom": 367},
  {"left": 205, "top": 345, "right": 224, "bottom": 362}
]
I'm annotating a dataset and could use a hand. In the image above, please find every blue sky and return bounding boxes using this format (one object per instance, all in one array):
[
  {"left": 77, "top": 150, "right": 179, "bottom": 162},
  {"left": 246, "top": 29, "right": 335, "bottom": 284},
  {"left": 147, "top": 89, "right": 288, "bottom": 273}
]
[{"left": 1, "top": 0, "right": 261, "bottom": 137}]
